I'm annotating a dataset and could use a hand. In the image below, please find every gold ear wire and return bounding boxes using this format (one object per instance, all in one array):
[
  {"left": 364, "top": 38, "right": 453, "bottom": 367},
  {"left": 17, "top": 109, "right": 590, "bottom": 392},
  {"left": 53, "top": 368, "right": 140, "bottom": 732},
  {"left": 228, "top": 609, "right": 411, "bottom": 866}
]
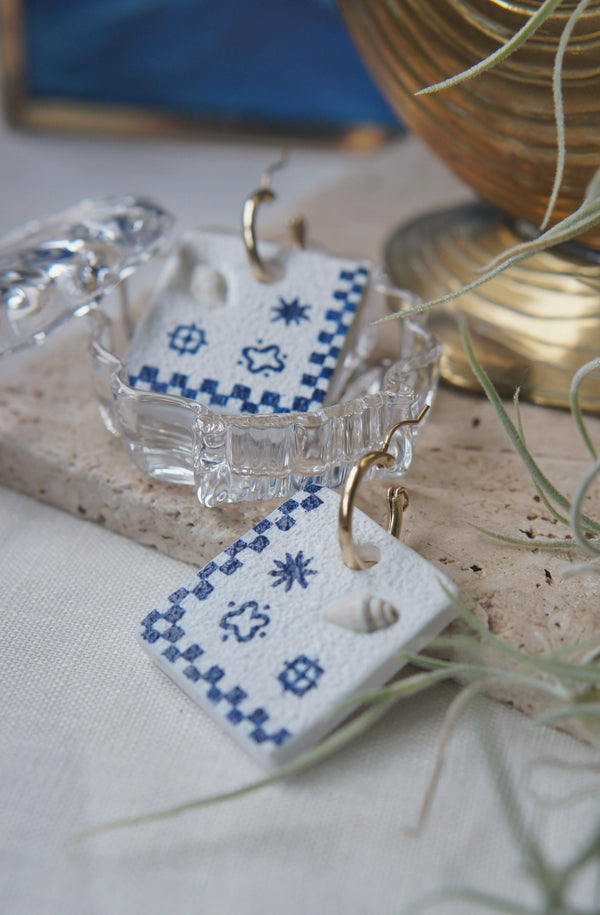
[
  {"left": 242, "top": 186, "right": 277, "bottom": 283},
  {"left": 338, "top": 405, "right": 429, "bottom": 570},
  {"left": 241, "top": 151, "right": 306, "bottom": 282}
]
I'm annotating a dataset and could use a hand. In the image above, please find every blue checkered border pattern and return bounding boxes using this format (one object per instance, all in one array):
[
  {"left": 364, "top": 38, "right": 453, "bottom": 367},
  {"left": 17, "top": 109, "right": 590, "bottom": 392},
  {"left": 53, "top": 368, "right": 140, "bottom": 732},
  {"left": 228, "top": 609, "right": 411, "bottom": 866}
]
[
  {"left": 128, "top": 265, "right": 369, "bottom": 415},
  {"left": 140, "top": 484, "right": 325, "bottom": 747}
]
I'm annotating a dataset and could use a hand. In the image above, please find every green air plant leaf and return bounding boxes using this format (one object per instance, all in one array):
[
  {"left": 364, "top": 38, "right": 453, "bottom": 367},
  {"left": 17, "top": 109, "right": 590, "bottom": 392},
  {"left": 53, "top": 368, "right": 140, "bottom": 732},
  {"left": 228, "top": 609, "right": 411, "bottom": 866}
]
[
  {"left": 460, "top": 320, "right": 600, "bottom": 537},
  {"left": 72, "top": 680, "right": 438, "bottom": 840},
  {"left": 570, "top": 456, "right": 600, "bottom": 557},
  {"left": 570, "top": 356, "right": 600, "bottom": 461},
  {"left": 415, "top": 0, "right": 564, "bottom": 97},
  {"left": 513, "top": 388, "right": 572, "bottom": 525},
  {"left": 74, "top": 585, "right": 600, "bottom": 838},
  {"left": 460, "top": 320, "right": 600, "bottom": 573},
  {"left": 467, "top": 523, "right": 577, "bottom": 550},
  {"left": 416, "top": 0, "right": 593, "bottom": 234},
  {"left": 568, "top": 358, "right": 600, "bottom": 564},
  {"left": 402, "top": 715, "right": 600, "bottom": 913},
  {"left": 542, "top": 0, "right": 594, "bottom": 230}
]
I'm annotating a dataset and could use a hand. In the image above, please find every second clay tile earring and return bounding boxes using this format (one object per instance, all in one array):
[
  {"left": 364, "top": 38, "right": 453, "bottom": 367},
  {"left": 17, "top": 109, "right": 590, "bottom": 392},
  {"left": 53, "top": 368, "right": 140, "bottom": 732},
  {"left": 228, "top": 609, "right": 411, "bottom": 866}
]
[{"left": 125, "top": 155, "right": 371, "bottom": 417}]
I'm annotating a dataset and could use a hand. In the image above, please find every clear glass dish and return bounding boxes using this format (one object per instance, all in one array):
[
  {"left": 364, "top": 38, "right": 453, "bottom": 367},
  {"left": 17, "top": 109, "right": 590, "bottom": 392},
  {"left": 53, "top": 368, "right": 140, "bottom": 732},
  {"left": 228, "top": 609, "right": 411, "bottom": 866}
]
[
  {"left": 88, "top": 281, "right": 441, "bottom": 505},
  {"left": 0, "top": 193, "right": 441, "bottom": 506}
]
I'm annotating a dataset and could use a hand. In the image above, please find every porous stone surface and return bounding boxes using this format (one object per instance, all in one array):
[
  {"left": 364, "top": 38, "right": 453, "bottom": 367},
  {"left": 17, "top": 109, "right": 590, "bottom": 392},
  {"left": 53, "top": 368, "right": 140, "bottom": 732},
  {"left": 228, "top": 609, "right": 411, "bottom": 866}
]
[{"left": 2, "top": 136, "right": 599, "bottom": 729}]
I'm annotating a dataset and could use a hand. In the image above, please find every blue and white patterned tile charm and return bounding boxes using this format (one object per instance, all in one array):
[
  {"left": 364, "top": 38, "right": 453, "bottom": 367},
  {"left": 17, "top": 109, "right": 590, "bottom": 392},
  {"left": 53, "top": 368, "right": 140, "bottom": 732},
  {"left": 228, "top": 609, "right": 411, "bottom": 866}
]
[
  {"left": 125, "top": 230, "right": 370, "bottom": 415},
  {"left": 138, "top": 486, "right": 457, "bottom": 770}
]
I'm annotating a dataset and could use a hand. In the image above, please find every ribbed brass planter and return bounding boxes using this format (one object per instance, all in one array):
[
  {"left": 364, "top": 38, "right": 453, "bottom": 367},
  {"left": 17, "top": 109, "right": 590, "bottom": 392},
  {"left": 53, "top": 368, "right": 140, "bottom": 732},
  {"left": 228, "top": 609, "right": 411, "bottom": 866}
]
[
  {"left": 386, "top": 203, "right": 600, "bottom": 409},
  {"left": 338, "top": 0, "right": 600, "bottom": 407}
]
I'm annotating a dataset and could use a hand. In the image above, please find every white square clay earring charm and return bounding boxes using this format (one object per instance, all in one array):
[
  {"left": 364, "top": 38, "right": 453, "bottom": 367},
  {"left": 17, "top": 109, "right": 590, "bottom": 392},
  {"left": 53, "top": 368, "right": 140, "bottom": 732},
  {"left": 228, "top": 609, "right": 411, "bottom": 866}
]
[
  {"left": 125, "top": 155, "right": 370, "bottom": 416},
  {"left": 138, "top": 408, "right": 457, "bottom": 770}
]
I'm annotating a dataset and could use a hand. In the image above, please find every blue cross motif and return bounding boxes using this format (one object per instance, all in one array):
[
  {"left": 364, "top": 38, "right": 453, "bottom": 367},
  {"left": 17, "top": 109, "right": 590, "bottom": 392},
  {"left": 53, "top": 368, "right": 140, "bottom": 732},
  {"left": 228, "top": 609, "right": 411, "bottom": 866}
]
[{"left": 278, "top": 655, "right": 324, "bottom": 697}]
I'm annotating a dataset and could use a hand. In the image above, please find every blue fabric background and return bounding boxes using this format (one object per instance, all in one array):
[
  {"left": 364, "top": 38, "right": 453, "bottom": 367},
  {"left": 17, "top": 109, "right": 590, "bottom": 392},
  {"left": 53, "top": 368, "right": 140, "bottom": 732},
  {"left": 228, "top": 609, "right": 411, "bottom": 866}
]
[{"left": 24, "top": 0, "right": 397, "bottom": 129}]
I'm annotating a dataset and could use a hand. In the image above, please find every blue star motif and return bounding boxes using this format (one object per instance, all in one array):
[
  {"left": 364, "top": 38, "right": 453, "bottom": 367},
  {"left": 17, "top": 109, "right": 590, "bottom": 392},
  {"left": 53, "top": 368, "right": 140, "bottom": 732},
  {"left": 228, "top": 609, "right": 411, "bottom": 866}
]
[
  {"left": 278, "top": 654, "right": 324, "bottom": 697},
  {"left": 168, "top": 323, "right": 207, "bottom": 356},
  {"left": 269, "top": 551, "right": 317, "bottom": 592},
  {"left": 271, "top": 296, "right": 311, "bottom": 326},
  {"left": 241, "top": 343, "right": 286, "bottom": 375}
]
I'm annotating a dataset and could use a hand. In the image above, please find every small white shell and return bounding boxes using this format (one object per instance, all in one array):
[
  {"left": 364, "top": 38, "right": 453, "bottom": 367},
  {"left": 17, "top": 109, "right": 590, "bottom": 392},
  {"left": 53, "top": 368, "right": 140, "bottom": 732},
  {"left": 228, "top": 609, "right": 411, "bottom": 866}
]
[{"left": 322, "top": 592, "right": 399, "bottom": 633}]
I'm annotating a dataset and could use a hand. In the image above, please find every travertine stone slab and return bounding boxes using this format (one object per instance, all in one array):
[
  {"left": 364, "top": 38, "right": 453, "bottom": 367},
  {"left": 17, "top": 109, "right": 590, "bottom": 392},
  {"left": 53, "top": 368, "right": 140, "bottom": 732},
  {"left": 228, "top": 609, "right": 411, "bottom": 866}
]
[{"left": 1, "top": 136, "right": 599, "bottom": 728}]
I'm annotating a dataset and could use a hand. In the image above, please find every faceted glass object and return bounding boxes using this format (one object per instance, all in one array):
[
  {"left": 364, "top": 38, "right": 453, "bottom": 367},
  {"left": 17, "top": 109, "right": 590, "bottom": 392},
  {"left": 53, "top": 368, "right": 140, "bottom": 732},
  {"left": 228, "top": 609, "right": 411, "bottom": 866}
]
[{"left": 0, "top": 194, "right": 173, "bottom": 357}]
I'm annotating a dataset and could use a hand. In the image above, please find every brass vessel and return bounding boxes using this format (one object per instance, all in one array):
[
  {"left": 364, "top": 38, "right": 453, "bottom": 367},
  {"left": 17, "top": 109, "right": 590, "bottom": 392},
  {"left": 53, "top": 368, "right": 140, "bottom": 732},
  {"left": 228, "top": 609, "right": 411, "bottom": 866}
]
[{"left": 338, "top": 0, "right": 600, "bottom": 406}]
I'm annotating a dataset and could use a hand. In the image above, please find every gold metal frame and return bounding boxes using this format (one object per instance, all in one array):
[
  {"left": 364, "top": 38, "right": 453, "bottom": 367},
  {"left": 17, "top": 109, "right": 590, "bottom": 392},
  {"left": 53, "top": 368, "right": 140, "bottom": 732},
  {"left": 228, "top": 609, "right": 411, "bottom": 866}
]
[{"left": 0, "top": 0, "right": 390, "bottom": 148}]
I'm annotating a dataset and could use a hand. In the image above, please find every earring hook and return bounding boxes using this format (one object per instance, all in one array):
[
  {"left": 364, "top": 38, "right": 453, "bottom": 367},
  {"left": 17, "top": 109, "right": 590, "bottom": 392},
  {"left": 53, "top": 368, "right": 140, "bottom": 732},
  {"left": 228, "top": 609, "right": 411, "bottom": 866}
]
[
  {"left": 260, "top": 149, "right": 289, "bottom": 189},
  {"left": 241, "top": 151, "right": 306, "bottom": 283},
  {"left": 338, "top": 405, "right": 430, "bottom": 571}
]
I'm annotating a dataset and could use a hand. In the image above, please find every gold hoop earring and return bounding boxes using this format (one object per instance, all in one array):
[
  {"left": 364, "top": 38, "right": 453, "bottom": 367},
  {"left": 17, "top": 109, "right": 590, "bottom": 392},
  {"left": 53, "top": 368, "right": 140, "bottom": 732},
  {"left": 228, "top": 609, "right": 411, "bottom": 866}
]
[
  {"left": 241, "top": 151, "right": 306, "bottom": 283},
  {"left": 338, "top": 405, "right": 429, "bottom": 570}
]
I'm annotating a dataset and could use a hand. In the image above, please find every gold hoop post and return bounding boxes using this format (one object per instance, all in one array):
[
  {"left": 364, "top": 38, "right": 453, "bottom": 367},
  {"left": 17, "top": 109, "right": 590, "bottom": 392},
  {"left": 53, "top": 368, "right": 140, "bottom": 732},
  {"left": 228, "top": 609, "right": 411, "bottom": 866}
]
[
  {"left": 338, "top": 406, "right": 429, "bottom": 570},
  {"left": 241, "top": 152, "right": 306, "bottom": 282},
  {"left": 242, "top": 187, "right": 276, "bottom": 283}
]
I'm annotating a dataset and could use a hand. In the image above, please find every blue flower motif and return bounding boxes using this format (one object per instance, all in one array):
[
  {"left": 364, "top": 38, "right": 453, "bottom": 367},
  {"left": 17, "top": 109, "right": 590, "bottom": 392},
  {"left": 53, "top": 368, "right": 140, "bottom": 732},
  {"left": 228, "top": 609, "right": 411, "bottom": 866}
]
[
  {"left": 269, "top": 551, "right": 317, "bottom": 592},
  {"left": 219, "top": 600, "right": 270, "bottom": 643},
  {"left": 241, "top": 343, "right": 286, "bottom": 375},
  {"left": 271, "top": 296, "right": 311, "bottom": 326}
]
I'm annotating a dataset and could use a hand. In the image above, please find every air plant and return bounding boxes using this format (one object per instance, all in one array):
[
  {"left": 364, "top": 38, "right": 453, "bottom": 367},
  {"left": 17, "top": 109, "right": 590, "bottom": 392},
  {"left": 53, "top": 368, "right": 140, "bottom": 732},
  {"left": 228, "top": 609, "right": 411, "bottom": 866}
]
[
  {"left": 73, "top": 318, "right": 600, "bottom": 846},
  {"left": 74, "top": 16, "right": 600, "bottom": 913},
  {"left": 401, "top": 714, "right": 600, "bottom": 914}
]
